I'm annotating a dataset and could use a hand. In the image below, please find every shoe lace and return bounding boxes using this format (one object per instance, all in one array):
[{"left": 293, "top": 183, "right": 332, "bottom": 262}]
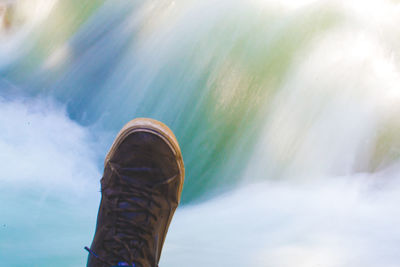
[{"left": 93, "top": 162, "right": 164, "bottom": 266}]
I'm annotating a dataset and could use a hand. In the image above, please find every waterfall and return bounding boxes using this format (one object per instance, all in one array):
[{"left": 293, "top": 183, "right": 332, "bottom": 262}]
[{"left": 1, "top": 0, "right": 400, "bottom": 266}]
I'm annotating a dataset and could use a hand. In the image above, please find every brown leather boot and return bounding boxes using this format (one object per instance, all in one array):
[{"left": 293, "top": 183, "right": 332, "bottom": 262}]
[{"left": 86, "top": 118, "right": 185, "bottom": 267}]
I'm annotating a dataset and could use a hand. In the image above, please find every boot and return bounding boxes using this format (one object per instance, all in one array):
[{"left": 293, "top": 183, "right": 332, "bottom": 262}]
[{"left": 86, "top": 118, "right": 185, "bottom": 267}]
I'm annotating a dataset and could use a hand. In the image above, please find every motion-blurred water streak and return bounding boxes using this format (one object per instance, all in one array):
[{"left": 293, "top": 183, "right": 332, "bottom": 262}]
[{"left": 1, "top": 0, "right": 400, "bottom": 266}]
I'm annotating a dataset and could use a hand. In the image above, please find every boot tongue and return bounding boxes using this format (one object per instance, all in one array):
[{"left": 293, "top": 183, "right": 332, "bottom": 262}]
[{"left": 118, "top": 200, "right": 148, "bottom": 220}]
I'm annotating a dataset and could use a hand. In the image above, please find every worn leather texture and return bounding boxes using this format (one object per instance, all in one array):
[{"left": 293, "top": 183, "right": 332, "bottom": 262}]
[{"left": 87, "top": 130, "right": 183, "bottom": 267}]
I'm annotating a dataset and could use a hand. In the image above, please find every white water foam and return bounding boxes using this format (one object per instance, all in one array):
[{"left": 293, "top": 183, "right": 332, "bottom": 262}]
[
  {"left": 163, "top": 171, "right": 400, "bottom": 267},
  {"left": 0, "top": 96, "right": 100, "bottom": 266}
]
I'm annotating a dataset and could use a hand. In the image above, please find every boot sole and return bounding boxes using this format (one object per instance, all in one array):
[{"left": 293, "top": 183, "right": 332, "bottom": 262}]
[{"left": 105, "top": 118, "right": 185, "bottom": 202}]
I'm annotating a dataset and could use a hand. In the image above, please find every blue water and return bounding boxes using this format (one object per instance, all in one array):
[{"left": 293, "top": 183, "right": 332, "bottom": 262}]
[{"left": 1, "top": 0, "right": 400, "bottom": 266}]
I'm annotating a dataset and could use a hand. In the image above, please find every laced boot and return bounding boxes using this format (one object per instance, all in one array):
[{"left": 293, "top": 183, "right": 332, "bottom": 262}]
[{"left": 86, "top": 118, "right": 185, "bottom": 267}]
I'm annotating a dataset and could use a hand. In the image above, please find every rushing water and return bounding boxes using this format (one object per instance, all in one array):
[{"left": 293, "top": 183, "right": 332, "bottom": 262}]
[{"left": 1, "top": 0, "right": 400, "bottom": 266}]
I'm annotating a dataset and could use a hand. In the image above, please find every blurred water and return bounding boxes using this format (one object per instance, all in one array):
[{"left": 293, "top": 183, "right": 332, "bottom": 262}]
[{"left": 1, "top": 0, "right": 400, "bottom": 266}]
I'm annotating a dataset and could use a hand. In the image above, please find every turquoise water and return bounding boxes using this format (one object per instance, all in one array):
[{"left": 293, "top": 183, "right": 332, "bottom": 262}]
[{"left": 1, "top": 0, "right": 400, "bottom": 266}]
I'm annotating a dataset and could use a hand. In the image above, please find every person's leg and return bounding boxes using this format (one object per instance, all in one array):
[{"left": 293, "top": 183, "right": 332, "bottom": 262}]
[{"left": 85, "top": 118, "right": 185, "bottom": 267}]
